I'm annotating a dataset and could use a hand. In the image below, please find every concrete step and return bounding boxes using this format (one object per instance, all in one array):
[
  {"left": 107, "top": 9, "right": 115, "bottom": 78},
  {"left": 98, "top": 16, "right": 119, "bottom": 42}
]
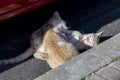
[{"left": 87, "top": 60, "right": 120, "bottom": 80}]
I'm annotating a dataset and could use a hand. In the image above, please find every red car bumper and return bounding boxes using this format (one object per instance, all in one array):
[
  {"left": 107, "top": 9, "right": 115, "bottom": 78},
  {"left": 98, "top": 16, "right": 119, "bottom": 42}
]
[{"left": 0, "top": 0, "right": 58, "bottom": 22}]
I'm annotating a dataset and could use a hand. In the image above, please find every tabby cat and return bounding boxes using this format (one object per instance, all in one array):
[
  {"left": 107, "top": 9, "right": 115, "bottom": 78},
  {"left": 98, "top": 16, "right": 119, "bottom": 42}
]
[{"left": 33, "top": 11, "right": 78, "bottom": 68}]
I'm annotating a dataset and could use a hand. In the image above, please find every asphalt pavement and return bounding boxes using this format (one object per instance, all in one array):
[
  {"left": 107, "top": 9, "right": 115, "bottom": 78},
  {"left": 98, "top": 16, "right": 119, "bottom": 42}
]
[{"left": 0, "top": 0, "right": 120, "bottom": 80}]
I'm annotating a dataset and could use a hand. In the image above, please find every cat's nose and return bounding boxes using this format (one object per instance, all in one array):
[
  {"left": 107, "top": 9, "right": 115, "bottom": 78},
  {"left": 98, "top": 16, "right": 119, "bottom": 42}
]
[{"left": 81, "top": 38, "right": 85, "bottom": 42}]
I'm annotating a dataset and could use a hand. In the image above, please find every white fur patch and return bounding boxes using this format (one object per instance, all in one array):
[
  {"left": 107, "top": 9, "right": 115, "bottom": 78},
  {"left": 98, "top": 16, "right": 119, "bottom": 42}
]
[
  {"left": 39, "top": 46, "right": 45, "bottom": 53},
  {"left": 57, "top": 41, "right": 66, "bottom": 46},
  {"left": 74, "top": 36, "right": 80, "bottom": 40}
]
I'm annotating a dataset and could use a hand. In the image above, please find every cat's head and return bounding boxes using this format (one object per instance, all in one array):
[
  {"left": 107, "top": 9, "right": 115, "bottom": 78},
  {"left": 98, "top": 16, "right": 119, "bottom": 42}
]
[
  {"left": 81, "top": 32, "right": 103, "bottom": 47},
  {"left": 49, "top": 11, "right": 68, "bottom": 32}
]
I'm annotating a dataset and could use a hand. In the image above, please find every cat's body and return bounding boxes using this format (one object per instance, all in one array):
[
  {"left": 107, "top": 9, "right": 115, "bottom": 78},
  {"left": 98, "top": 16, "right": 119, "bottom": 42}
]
[{"left": 34, "top": 27, "right": 78, "bottom": 68}]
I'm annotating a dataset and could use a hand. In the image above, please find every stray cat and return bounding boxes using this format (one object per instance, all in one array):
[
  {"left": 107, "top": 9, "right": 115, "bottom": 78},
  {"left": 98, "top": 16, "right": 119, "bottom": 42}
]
[
  {"left": 33, "top": 27, "right": 78, "bottom": 68},
  {"left": 62, "top": 30, "right": 103, "bottom": 51},
  {"left": 33, "top": 11, "right": 79, "bottom": 68}
]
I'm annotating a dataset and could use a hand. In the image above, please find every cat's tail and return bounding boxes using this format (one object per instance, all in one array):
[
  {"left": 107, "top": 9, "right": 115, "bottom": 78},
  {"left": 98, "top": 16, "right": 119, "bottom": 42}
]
[{"left": 0, "top": 47, "right": 34, "bottom": 66}]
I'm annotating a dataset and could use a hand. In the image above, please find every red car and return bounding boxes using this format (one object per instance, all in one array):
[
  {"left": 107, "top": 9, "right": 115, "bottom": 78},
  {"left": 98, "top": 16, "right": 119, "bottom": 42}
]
[{"left": 0, "top": 0, "right": 58, "bottom": 22}]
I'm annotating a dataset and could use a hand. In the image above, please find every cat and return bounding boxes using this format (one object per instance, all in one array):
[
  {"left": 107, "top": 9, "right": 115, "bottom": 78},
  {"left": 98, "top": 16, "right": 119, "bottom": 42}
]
[
  {"left": 33, "top": 11, "right": 79, "bottom": 68},
  {"left": 63, "top": 30, "right": 103, "bottom": 51},
  {"left": 33, "top": 27, "right": 78, "bottom": 69}
]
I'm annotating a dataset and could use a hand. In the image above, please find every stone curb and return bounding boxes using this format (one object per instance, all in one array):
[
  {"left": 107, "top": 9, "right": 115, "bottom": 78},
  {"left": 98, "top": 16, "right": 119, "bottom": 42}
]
[{"left": 34, "top": 33, "right": 120, "bottom": 80}]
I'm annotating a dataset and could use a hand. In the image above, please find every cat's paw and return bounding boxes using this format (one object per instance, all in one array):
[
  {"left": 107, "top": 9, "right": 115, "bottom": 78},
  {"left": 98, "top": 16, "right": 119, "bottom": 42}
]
[{"left": 33, "top": 52, "right": 49, "bottom": 60}]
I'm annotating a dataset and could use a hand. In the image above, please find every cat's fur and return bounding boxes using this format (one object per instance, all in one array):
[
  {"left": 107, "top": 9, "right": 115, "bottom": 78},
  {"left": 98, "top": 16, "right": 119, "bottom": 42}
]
[{"left": 34, "top": 27, "right": 78, "bottom": 68}]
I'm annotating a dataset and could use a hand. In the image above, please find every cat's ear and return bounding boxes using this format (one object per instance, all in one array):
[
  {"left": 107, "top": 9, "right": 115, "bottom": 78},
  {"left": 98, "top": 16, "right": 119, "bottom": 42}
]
[
  {"left": 96, "top": 31, "right": 103, "bottom": 37},
  {"left": 53, "top": 11, "right": 61, "bottom": 19}
]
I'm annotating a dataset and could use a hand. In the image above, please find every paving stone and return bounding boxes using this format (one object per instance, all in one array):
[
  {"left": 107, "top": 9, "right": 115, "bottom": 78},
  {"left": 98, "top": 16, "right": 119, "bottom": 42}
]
[
  {"left": 95, "top": 33, "right": 120, "bottom": 58},
  {"left": 109, "top": 60, "right": 120, "bottom": 71},
  {"left": 86, "top": 74, "right": 106, "bottom": 80},
  {"left": 96, "top": 67, "right": 120, "bottom": 80},
  {"left": 64, "top": 48, "right": 112, "bottom": 77}
]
